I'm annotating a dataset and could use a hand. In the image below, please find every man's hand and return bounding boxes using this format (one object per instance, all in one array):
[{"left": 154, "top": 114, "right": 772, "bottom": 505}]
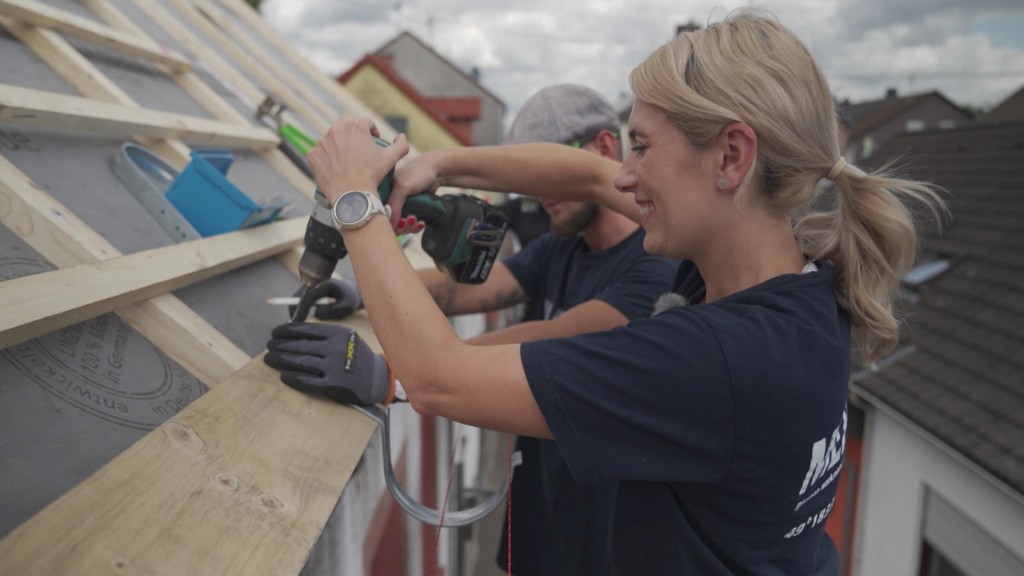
[
  {"left": 264, "top": 322, "right": 395, "bottom": 406},
  {"left": 288, "top": 279, "right": 363, "bottom": 321},
  {"left": 390, "top": 150, "right": 443, "bottom": 228}
]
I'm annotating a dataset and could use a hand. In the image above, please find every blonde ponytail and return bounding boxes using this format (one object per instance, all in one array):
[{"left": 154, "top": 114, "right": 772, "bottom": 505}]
[{"left": 796, "top": 163, "right": 944, "bottom": 362}]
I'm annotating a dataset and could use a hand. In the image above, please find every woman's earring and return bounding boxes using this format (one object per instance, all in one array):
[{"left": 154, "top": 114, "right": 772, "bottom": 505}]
[{"left": 717, "top": 179, "right": 728, "bottom": 190}]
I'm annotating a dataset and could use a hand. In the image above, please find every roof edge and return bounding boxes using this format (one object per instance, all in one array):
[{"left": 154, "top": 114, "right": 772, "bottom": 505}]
[
  {"left": 338, "top": 54, "right": 473, "bottom": 146},
  {"left": 373, "top": 30, "right": 505, "bottom": 107},
  {"left": 847, "top": 91, "right": 971, "bottom": 140},
  {"left": 850, "top": 384, "right": 1024, "bottom": 506}
]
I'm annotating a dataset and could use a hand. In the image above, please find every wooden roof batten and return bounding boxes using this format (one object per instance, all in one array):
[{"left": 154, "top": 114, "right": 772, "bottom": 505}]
[{"left": 0, "top": 0, "right": 428, "bottom": 572}]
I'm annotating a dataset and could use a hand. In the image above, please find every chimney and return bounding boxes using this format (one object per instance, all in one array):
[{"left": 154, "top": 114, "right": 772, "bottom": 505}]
[
  {"left": 885, "top": 87, "right": 898, "bottom": 100},
  {"left": 469, "top": 66, "right": 481, "bottom": 82},
  {"left": 676, "top": 21, "right": 701, "bottom": 36}
]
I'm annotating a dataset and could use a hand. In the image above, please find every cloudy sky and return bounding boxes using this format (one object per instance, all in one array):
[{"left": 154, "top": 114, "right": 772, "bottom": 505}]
[{"left": 262, "top": 0, "right": 1024, "bottom": 128}]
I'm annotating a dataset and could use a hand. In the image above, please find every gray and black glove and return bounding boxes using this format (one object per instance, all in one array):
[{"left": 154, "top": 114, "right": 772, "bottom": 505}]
[
  {"left": 288, "top": 278, "right": 363, "bottom": 321},
  {"left": 264, "top": 322, "right": 395, "bottom": 406}
]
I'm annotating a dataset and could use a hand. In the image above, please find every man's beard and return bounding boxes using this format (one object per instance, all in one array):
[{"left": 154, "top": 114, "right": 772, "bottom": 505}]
[{"left": 552, "top": 203, "right": 599, "bottom": 236}]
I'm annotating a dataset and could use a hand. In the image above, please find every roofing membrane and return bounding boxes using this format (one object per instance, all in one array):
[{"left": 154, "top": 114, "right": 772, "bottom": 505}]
[{"left": 0, "top": 1, "right": 399, "bottom": 572}]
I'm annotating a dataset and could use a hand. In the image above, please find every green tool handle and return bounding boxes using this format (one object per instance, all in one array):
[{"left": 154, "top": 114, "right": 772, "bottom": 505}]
[
  {"left": 368, "top": 137, "right": 448, "bottom": 225},
  {"left": 401, "top": 195, "right": 447, "bottom": 226},
  {"left": 282, "top": 124, "right": 317, "bottom": 155}
]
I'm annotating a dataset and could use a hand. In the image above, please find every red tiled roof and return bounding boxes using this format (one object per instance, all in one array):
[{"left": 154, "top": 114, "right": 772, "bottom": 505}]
[
  {"left": 337, "top": 54, "right": 476, "bottom": 146},
  {"left": 372, "top": 31, "right": 504, "bottom": 106},
  {"left": 425, "top": 98, "right": 481, "bottom": 121}
]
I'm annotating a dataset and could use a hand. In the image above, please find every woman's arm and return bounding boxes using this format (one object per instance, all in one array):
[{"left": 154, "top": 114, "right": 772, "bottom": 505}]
[
  {"left": 307, "top": 116, "right": 551, "bottom": 438},
  {"left": 392, "top": 144, "right": 639, "bottom": 227},
  {"left": 345, "top": 217, "right": 551, "bottom": 438}
]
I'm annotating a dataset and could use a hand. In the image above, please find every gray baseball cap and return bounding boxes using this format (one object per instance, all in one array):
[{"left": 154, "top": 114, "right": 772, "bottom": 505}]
[{"left": 504, "top": 84, "right": 620, "bottom": 145}]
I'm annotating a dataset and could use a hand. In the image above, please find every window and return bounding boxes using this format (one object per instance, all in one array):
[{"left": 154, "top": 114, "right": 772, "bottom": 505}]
[
  {"left": 920, "top": 543, "right": 969, "bottom": 576},
  {"left": 385, "top": 115, "right": 408, "bottom": 135},
  {"left": 902, "top": 258, "right": 952, "bottom": 286},
  {"left": 861, "top": 136, "right": 875, "bottom": 159},
  {"left": 938, "top": 120, "right": 958, "bottom": 129},
  {"left": 907, "top": 119, "right": 926, "bottom": 132},
  {"left": 920, "top": 490, "right": 1024, "bottom": 576}
]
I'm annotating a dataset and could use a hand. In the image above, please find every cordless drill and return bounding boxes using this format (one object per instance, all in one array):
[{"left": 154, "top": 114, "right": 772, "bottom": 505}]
[{"left": 295, "top": 139, "right": 508, "bottom": 312}]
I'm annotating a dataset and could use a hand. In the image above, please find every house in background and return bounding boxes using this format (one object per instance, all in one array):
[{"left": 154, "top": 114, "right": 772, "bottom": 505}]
[
  {"left": 836, "top": 118, "right": 1024, "bottom": 575},
  {"left": 984, "top": 84, "right": 1024, "bottom": 123},
  {"left": 838, "top": 88, "right": 973, "bottom": 160},
  {"left": 338, "top": 53, "right": 478, "bottom": 151},
  {"left": 373, "top": 31, "right": 505, "bottom": 146}
]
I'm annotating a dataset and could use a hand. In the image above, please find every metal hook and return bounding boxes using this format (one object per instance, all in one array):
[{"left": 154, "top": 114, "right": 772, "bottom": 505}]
[
  {"left": 353, "top": 404, "right": 522, "bottom": 527},
  {"left": 465, "top": 222, "right": 506, "bottom": 248}
]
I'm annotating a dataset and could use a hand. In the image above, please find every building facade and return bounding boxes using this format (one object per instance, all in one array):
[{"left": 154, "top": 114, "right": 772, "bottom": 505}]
[{"left": 373, "top": 31, "right": 505, "bottom": 146}]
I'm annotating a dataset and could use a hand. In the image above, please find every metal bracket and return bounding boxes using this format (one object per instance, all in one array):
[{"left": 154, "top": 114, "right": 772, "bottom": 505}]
[
  {"left": 255, "top": 96, "right": 313, "bottom": 178},
  {"left": 353, "top": 404, "right": 522, "bottom": 527},
  {"left": 110, "top": 143, "right": 201, "bottom": 242},
  {"left": 256, "top": 95, "right": 286, "bottom": 126}
]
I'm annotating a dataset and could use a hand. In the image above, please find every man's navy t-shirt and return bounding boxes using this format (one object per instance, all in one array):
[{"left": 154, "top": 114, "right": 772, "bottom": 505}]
[
  {"left": 504, "top": 228, "right": 676, "bottom": 322},
  {"left": 521, "top": 263, "right": 848, "bottom": 575},
  {"left": 498, "top": 197, "right": 552, "bottom": 323},
  {"left": 500, "top": 228, "right": 676, "bottom": 575}
]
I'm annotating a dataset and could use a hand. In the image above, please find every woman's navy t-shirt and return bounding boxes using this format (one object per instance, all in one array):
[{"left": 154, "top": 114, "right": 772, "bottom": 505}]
[{"left": 521, "top": 262, "right": 849, "bottom": 575}]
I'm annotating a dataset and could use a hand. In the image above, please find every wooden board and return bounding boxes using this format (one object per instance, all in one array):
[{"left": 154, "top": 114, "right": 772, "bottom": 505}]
[
  {"left": 0, "top": 83, "right": 279, "bottom": 149},
  {"left": 0, "top": 346, "right": 379, "bottom": 575},
  {"left": 0, "top": 0, "right": 191, "bottom": 71},
  {"left": 0, "top": 153, "right": 251, "bottom": 385},
  {"left": 0, "top": 217, "right": 304, "bottom": 349}
]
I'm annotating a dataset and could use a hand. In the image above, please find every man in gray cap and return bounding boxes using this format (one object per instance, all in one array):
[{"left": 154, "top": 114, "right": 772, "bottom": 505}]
[
  {"left": 476, "top": 84, "right": 676, "bottom": 576},
  {"left": 284, "top": 85, "right": 675, "bottom": 574},
  {"left": 495, "top": 82, "right": 628, "bottom": 323},
  {"left": 502, "top": 83, "right": 626, "bottom": 243}
]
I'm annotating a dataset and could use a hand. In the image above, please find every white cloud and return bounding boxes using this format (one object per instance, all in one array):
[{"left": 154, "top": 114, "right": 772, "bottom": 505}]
[{"left": 262, "top": 0, "right": 1024, "bottom": 125}]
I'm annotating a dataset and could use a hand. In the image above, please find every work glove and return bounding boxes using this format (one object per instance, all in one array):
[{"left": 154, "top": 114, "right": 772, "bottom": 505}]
[
  {"left": 288, "top": 278, "right": 363, "bottom": 321},
  {"left": 264, "top": 322, "right": 395, "bottom": 406}
]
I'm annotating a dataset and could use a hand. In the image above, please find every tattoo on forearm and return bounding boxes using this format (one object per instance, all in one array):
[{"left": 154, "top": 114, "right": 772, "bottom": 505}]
[
  {"left": 426, "top": 277, "right": 527, "bottom": 314},
  {"left": 478, "top": 287, "right": 527, "bottom": 312},
  {"left": 426, "top": 278, "right": 456, "bottom": 313}
]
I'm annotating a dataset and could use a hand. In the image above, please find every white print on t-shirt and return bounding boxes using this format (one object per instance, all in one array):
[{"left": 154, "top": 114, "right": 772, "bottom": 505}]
[
  {"left": 795, "top": 409, "right": 847, "bottom": 505},
  {"left": 784, "top": 496, "right": 836, "bottom": 539}
]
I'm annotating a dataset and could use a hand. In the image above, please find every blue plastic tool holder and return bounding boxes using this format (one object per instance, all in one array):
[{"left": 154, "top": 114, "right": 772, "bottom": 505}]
[{"left": 165, "top": 150, "right": 285, "bottom": 237}]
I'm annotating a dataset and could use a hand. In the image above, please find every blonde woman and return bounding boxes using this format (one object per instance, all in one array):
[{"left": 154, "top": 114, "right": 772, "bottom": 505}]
[{"left": 273, "top": 10, "right": 943, "bottom": 574}]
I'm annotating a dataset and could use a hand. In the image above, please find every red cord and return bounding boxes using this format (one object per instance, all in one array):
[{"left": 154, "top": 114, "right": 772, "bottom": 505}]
[
  {"left": 506, "top": 434, "right": 514, "bottom": 575},
  {"left": 430, "top": 422, "right": 464, "bottom": 576}
]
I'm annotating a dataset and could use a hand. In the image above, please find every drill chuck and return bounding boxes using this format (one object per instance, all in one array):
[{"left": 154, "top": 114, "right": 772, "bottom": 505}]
[{"left": 298, "top": 188, "right": 348, "bottom": 288}]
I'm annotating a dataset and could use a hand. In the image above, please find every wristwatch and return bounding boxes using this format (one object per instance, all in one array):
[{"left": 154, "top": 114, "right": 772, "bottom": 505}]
[{"left": 332, "top": 190, "right": 391, "bottom": 231}]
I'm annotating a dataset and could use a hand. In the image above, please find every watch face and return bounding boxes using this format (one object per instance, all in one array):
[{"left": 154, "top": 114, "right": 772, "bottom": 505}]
[{"left": 337, "top": 192, "right": 369, "bottom": 224}]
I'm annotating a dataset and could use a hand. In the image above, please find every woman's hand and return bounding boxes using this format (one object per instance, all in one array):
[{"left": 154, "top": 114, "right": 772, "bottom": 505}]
[
  {"left": 307, "top": 116, "right": 409, "bottom": 208},
  {"left": 390, "top": 151, "right": 444, "bottom": 228}
]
